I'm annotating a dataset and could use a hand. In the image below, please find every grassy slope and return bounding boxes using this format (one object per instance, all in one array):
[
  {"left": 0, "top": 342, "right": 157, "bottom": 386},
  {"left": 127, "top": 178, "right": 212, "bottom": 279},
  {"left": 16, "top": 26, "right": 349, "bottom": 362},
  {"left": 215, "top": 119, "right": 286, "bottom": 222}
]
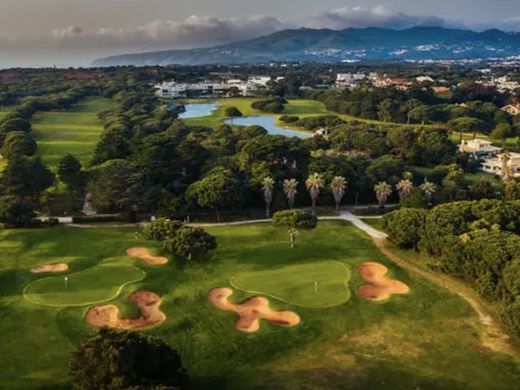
[
  {"left": 0, "top": 221, "right": 518, "bottom": 389},
  {"left": 31, "top": 97, "right": 110, "bottom": 170}
]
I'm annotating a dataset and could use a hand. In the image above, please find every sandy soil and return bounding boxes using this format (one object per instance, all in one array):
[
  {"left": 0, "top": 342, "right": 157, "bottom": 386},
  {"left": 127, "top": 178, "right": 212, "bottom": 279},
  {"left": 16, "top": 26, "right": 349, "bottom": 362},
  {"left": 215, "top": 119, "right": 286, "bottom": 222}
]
[
  {"left": 30, "top": 263, "right": 68, "bottom": 273},
  {"left": 126, "top": 247, "right": 168, "bottom": 265},
  {"left": 357, "top": 262, "right": 410, "bottom": 301},
  {"left": 208, "top": 287, "right": 300, "bottom": 332},
  {"left": 85, "top": 291, "right": 166, "bottom": 329}
]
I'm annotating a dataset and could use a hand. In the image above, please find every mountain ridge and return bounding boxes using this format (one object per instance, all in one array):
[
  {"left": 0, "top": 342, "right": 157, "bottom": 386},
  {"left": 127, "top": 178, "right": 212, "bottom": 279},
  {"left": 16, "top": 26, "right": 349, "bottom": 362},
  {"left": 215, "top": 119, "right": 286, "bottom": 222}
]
[{"left": 92, "top": 26, "right": 520, "bottom": 66}]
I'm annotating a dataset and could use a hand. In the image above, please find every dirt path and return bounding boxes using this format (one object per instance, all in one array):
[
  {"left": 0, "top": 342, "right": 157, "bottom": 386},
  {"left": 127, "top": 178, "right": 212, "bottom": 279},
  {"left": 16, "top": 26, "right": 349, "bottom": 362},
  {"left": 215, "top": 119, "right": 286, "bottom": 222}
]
[{"left": 340, "top": 211, "right": 519, "bottom": 361}]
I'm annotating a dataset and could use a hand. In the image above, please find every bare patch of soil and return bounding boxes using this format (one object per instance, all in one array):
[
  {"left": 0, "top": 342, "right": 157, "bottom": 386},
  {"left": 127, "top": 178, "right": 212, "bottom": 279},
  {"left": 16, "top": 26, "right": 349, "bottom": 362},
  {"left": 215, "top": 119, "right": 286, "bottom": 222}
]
[
  {"left": 357, "top": 262, "right": 409, "bottom": 301},
  {"left": 208, "top": 287, "right": 300, "bottom": 332},
  {"left": 126, "top": 247, "right": 168, "bottom": 265},
  {"left": 85, "top": 291, "right": 166, "bottom": 329},
  {"left": 30, "top": 263, "right": 68, "bottom": 274}
]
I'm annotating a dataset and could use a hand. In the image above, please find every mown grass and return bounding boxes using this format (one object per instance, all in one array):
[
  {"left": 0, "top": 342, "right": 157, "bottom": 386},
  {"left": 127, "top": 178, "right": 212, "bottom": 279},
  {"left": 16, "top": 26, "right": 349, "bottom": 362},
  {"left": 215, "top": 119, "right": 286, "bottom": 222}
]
[
  {"left": 230, "top": 261, "right": 351, "bottom": 308},
  {"left": 31, "top": 97, "right": 110, "bottom": 170},
  {"left": 0, "top": 221, "right": 518, "bottom": 389}
]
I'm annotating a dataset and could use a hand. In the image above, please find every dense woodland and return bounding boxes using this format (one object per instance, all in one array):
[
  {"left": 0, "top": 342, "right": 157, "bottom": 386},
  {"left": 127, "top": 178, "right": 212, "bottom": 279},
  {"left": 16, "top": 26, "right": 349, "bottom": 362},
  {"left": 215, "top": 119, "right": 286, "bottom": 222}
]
[
  {"left": 1, "top": 66, "right": 520, "bottom": 225},
  {"left": 384, "top": 200, "right": 520, "bottom": 341}
]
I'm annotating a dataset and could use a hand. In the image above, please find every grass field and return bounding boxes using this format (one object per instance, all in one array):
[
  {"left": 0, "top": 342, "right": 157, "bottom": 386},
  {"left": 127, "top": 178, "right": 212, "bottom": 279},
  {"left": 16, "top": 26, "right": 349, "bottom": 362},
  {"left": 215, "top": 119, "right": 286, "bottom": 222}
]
[
  {"left": 24, "top": 256, "right": 145, "bottom": 307},
  {"left": 31, "top": 97, "right": 110, "bottom": 170},
  {"left": 0, "top": 221, "right": 519, "bottom": 389},
  {"left": 231, "top": 261, "right": 351, "bottom": 308}
]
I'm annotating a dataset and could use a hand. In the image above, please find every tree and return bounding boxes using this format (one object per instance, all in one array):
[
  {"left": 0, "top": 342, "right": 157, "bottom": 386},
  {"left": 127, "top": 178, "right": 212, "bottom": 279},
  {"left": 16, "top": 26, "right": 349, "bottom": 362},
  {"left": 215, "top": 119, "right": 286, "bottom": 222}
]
[
  {"left": 143, "top": 218, "right": 183, "bottom": 241},
  {"left": 224, "top": 106, "right": 242, "bottom": 119},
  {"left": 261, "top": 176, "right": 275, "bottom": 218},
  {"left": 305, "top": 173, "right": 324, "bottom": 215},
  {"left": 185, "top": 168, "right": 243, "bottom": 221},
  {"left": 420, "top": 179, "right": 437, "bottom": 205},
  {"left": 374, "top": 182, "right": 393, "bottom": 208},
  {"left": 383, "top": 208, "right": 427, "bottom": 249},
  {"left": 330, "top": 176, "right": 347, "bottom": 213},
  {"left": 57, "top": 154, "right": 84, "bottom": 208},
  {"left": 1, "top": 131, "right": 37, "bottom": 160},
  {"left": 490, "top": 123, "right": 513, "bottom": 146},
  {"left": 282, "top": 178, "right": 299, "bottom": 208},
  {"left": 164, "top": 226, "right": 217, "bottom": 260},
  {"left": 500, "top": 151, "right": 514, "bottom": 182},
  {"left": 396, "top": 179, "right": 413, "bottom": 200},
  {"left": 0, "top": 156, "right": 55, "bottom": 204},
  {"left": 0, "top": 195, "right": 35, "bottom": 226},
  {"left": 272, "top": 209, "right": 317, "bottom": 248},
  {"left": 69, "top": 328, "right": 187, "bottom": 390}
]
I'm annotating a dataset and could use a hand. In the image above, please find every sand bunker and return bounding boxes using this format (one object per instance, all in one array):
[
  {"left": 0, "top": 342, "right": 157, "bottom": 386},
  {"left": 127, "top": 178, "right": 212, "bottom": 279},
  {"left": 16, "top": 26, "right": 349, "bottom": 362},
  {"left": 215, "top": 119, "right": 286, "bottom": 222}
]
[
  {"left": 126, "top": 247, "right": 168, "bottom": 265},
  {"left": 358, "top": 262, "right": 410, "bottom": 301},
  {"left": 208, "top": 287, "right": 300, "bottom": 333},
  {"left": 85, "top": 291, "right": 166, "bottom": 329},
  {"left": 30, "top": 263, "right": 68, "bottom": 274}
]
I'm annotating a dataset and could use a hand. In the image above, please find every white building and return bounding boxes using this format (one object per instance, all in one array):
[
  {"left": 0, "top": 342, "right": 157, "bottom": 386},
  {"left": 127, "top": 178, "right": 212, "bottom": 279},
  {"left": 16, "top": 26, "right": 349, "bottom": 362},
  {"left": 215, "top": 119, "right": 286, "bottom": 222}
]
[
  {"left": 459, "top": 139, "right": 502, "bottom": 159},
  {"left": 481, "top": 152, "right": 520, "bottom": 178},
  {"left": 501, "top": 104, "right": 520, "bottom": 116},
  {"left": 459, "top": 139, "right": 520, "bottom": 178},
  {"left": 154, "top": 76, "right": 273, "bottom": 98}
]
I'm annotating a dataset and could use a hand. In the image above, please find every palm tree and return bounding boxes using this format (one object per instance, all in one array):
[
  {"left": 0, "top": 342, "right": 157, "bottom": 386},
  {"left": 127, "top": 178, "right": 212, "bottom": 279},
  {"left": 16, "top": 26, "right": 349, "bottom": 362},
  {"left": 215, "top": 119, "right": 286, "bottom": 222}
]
[
  {"left": 396, "top": 179, "right": 413, "bottom": 200},
  {"left": 374, "top": 182, "right": 393, "bottom": 208},
  {"left": 330, "top": 176, "right": 347, "bottom": 214},
  {"left": 283, "top": 179, "right": 299, "bottom": 208},
  {"left": 261, "top": 177, "right": 275, "bottom": 218},
  {"left": 500, "top": 150, "right": 513, "bottom": 182},
  {"left": 420, "top": 179, "right": 437, "bottom": 206},
  {"left": 305, "top": 173, "right": 324, "bottom": 215}
]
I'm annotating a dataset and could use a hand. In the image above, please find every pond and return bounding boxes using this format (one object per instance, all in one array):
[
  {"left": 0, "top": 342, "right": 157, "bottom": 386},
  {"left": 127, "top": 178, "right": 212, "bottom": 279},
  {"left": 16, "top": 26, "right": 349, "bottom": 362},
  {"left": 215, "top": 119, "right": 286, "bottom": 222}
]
[
  {"left": 225, "top": 116, "right": 311, "bottom": 139},
  {"left": 178, "top": 103, "right": 218, "bottom": 119}
]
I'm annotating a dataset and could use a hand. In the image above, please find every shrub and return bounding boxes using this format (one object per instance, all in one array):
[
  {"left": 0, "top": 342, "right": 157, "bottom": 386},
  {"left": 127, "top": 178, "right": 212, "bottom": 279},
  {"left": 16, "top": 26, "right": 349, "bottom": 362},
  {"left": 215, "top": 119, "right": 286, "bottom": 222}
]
[
  {"left": 280, "top": 115, "right": 299, "bottom": 123},
  {"left": 383, "top": 208, "right": 427, "bottom": 249}
]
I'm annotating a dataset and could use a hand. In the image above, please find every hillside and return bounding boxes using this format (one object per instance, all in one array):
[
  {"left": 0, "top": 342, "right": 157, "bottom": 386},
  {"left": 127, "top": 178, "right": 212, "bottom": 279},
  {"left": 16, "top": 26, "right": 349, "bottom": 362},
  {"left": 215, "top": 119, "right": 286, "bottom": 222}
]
[{"left": 93, "top": 26, "right": 520, "bottom": 66}]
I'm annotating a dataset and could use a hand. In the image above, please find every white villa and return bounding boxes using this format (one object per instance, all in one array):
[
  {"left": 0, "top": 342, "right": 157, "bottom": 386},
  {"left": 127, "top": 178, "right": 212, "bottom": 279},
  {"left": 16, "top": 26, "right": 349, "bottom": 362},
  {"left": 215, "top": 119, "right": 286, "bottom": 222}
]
[
  {"left": 154, "top": 76, "right": 275, "bottom": 99},
  {"left": 481, "top": 152, "right": 520, "bottom": 178},
  {"left": 459, "top": 139, "right": 501, "bottom": 158},
  {"left": 501, "top": 104, "right": 520, "bottom": 116},
  {"left": 459, "top": 139, "right": 520, "bottom": 177}
]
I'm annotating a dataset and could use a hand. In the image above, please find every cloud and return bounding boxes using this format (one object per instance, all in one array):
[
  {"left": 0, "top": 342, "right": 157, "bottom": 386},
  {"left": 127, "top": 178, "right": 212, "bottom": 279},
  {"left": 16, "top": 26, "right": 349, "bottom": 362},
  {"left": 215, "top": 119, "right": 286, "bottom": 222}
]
[
  {"left": 305, "top": 5, "right": 458, "bottom": 30},
  {"left": 43, "top": 15, "right": 286, "bottom": 49}
]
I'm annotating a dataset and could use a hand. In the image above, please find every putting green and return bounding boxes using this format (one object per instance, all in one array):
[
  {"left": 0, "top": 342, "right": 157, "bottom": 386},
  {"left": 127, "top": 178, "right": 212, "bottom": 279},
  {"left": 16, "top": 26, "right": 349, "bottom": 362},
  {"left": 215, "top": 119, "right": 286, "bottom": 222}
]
[
  {"left": 23, "top": 257, "right": 145, "bottom": 307},
  {"left": 230, "top": 261, "right": 351, "bottom": 308}
]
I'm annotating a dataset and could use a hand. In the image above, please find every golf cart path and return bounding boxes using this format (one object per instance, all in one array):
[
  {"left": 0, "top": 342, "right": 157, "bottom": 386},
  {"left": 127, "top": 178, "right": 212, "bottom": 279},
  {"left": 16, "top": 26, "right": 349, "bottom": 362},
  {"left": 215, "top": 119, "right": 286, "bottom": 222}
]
[{"left": 339, "top": 211, "right": 518, "bottom": 361}]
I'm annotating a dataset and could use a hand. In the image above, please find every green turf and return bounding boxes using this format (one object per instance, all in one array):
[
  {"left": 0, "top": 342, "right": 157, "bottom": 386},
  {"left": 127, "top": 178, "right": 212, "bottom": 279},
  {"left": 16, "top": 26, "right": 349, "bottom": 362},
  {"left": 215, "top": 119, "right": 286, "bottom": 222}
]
[
  {"left": 31, "top": 97, "right": 111, "bottom": 170},
  {"left": 0, "top": 222, "right": 519, "bottom": 389},
  {"left": 231, "top": 261, "right": 351, "bottom": 308},
  {"left": 23, "top": 256, "right": 145, "bottom": 307}
]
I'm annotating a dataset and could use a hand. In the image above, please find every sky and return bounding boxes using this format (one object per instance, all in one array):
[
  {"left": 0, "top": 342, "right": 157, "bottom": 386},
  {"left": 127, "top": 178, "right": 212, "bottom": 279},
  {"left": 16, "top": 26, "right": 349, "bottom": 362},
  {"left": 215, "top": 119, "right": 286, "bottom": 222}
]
[{"left": 1, "top": 0, "right": 520, "bottom": 68}]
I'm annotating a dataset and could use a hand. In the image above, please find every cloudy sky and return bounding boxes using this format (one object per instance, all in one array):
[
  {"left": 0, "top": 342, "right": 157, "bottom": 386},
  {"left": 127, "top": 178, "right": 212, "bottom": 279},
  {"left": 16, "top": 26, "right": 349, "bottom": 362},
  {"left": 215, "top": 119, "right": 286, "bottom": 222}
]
[{"left": 1, "top": 0, "right": 520, "bottom": 68}]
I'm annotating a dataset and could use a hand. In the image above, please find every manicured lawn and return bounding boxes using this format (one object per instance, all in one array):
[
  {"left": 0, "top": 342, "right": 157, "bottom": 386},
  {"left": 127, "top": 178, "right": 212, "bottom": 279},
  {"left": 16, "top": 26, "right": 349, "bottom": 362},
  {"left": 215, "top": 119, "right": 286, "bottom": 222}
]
[
  {"left": 31, "top": 97, "right": 110, "bottom": 170},
  {"left": 0, "top": 221, "right": 518, "bottom": 389},
  {"left": 230, "top": 261, "right": 351, "bottom": 308},
  {"left": 24, "top": 256, "right": 145, "bottom": 307}
]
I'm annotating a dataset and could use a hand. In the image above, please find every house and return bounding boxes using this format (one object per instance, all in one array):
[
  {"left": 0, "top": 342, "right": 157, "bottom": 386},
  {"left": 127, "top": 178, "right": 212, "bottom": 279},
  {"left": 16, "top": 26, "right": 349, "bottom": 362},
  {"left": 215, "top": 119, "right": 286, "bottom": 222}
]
[
  {"left": 459, "top": 139, "right": 502, "bottom": 159},
  {"left": 501, "top": 104, "right": 520, "bottom": 116},
  {"left": 432, "top": 86, "right": 450, "bottom": 94},
  {"left": 313, "top": 128, "right": 330, "bottom": 137},
  {"left": 480, "top": 152, "right": 520, "bottom": 178}
]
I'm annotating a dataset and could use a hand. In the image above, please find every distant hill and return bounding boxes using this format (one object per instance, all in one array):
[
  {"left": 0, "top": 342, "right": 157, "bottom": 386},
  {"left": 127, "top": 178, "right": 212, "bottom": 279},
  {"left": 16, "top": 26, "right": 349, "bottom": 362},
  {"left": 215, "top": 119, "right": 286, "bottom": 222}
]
[{"left": 92, "top": 26, "right": 520, "bottom": 66}]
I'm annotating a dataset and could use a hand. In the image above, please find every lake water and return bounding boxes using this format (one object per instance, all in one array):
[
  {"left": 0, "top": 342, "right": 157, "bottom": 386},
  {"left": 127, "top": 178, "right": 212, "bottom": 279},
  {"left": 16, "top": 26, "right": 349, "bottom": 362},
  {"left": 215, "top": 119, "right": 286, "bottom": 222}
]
[
  {"left": 178, "top": 103, "right": 218, "bottom": 119},
  {"left": 225, "top": 116, "right": 311, "bottom": 139}
]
